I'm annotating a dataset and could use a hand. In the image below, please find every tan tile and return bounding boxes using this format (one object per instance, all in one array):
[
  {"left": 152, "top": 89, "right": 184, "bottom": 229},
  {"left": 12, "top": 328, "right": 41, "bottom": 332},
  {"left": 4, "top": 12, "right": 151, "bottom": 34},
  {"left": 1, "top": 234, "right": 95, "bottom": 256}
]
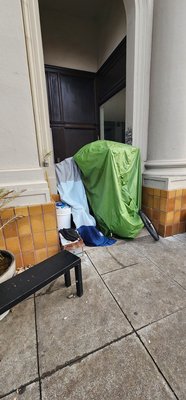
[
  {"left": 5, "top": 237, "right": 20, "bottom": 254},
  {"left": 160, "top": 197, "right": 167, "bottom": 211},
  {"left": 144, "top": 208, "right": 153, "bottom": 219},
  {"left": 17, "top": 216, "right": 31, "bottom": 236},
  {"left": 160, "top": 190, "right": 168, "bottom": 198},
  {"left": 152, "top": 209, "right": 160, "bottom": 221},
  {"left": 153, "top": 196, "right": 160, "bottom": 210},
  {"left": 158, "top": 224, "right": 166, "bottom": 237},
  {"left": 29, "top": 205, "right": 42, "bottom": 216},
  {"left": 174, "top": 210, "right": 181, "bottom": 224},
  {"left": 183, "top": 189, "right": 186, "bottom": 196},
  {"left": 0, "top": 230, "right": 5, "bottom": 248},
  {"left": 176, "top": 189, "right": 183, "bottom": 198},
  {"left": 22, "top": 251, "right": 36, "bottom": 266},
  {"left": 172, "top": 223, "right": 180, "bottom": 235},
  {"left": 154, "top": 189, "right": 160, "bottom": 197},
  {"left": 165, "top": 225, "right": 173, "bottom": 237},
  {"left": 15, "top": 253, "right": 23, "bottom": 269},
  {"left": 181, "top": 196, "right": 186, "bottom": 209},
  {"left": 2, "top": 221, "right": 17, "bottom": 239},
  {"left": 42, "top": 203, "right": 55, "bottom": 214},
  {"left": 46, "top": 230, "right": 59, "bottom": 247},
  {"left": 33, "top": 232, "right": 46, "bottom": 250},
  {"left": 175, "top": 197, "right": 182, "bottom": 210},
  {"left": 35, "top": 248, "right": 47, "bottom": 263},
  {"left": 142, "top": 193, "right": 148, "bottom": 207},
  {"left": 0, "top": 207, "right": 14, "bottom": 220},
  {"left": 30, "top": 215, "right": 44, "bottom": 233},
  {"left": 167, "top": 190, "right": 176, "bottom": 199},
  {"left": 146, "top": 195, "right": 153, "bottom": 208},
  {"left": 44, "top": 213, "right": 57, "bottom": 231},
  {"left": 48, "top": 245, "right": 60, "bottom": 257},
  {"left": 160, "top": 212, "right": 166, "bottom": 225},
  {"left": 180, "top": 210, "right": 186, "bottom": 222},
  {"left": 167, "top": 198, "right": 175, "bottom": 212},
  {"left": 15, "top": 206, "right": 29, "bottom": 216},
  {"left": 20, "top": 234, "right": 34, "bottom": 252},
  {"left": 165, "top": 211, "right": 174, "bottom": 225},
  {"left": 51, "top": 194, "right": 60, "bottom": 202},
  {"left": 146, "top": 187, "right": 154, "bottom": 196},
  {"left": 179, "top": 222, "right": 186, "bottom": 233}
]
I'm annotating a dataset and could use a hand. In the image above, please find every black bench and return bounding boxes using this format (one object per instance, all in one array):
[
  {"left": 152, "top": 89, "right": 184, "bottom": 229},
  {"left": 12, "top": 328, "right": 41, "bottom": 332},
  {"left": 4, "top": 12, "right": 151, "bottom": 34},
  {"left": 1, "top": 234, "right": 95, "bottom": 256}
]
[{"left": 0, "top": 250, "right": 83, "bottom": 316}]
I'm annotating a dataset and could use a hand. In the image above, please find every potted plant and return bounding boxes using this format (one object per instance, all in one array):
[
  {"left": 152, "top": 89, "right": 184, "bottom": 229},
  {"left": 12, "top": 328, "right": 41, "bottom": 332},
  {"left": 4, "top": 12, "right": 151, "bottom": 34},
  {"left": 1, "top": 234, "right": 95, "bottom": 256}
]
[{"left": 0, "top": 188, "right": 23, "bottom": 320}]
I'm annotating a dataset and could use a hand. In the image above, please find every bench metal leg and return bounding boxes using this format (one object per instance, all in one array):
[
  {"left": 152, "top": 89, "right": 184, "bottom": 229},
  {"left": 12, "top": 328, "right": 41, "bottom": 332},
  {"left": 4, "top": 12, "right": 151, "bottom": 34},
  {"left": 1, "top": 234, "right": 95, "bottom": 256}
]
[
  {"left": 64, "top": 270, "right": 71, "bottom": 287},
  {"left": 75, "top": 261, "right": 83, "bottom": 297}
]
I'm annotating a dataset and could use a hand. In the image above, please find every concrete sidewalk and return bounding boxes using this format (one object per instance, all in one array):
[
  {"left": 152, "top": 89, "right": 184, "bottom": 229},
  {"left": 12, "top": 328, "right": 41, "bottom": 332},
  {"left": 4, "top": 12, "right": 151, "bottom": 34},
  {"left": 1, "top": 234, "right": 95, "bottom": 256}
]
[{"left": 0, "top": 232, "right": 186, "bottom": 399}]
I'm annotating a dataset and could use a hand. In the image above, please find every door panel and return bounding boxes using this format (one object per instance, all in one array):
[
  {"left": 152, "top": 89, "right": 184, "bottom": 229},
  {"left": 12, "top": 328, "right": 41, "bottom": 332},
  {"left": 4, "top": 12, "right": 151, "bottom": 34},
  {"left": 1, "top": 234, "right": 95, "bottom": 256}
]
[{"left": 45, "top": 65, "right": 98, "bottom": 161}]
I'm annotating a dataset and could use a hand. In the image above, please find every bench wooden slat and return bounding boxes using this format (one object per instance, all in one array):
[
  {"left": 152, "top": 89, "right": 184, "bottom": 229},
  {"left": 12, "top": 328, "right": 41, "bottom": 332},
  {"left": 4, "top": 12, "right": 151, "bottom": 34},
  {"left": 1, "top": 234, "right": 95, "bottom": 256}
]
[{"left": 0, "top": 250, "right": 82, "bottom": 315}]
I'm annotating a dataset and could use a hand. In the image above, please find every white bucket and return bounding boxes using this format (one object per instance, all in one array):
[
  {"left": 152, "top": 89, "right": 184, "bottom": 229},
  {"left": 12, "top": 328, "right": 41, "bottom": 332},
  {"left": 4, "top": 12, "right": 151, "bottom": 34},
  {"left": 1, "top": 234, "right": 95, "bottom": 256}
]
[{"left": 56, "top": 205, "right": 71, "bottom": 230}]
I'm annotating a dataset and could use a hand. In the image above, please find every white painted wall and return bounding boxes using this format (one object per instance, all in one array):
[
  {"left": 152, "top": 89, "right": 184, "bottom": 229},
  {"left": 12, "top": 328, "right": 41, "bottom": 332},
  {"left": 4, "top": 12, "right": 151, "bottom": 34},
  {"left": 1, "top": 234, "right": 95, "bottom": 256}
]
[
  {"left": 40, "top": 7, "right": 98, "bottom": 72},
  {"left": 97, "top": 0, "right": 126, "bottom": 68},
  {"left": 0, "top": 0, "right": 39, "bottom": 170},
  {"left": 39, "top": 0, "right": 126, "bottom": 72},
  {"left": 147, "top": 0, "right": 186, "bottom": 164}
]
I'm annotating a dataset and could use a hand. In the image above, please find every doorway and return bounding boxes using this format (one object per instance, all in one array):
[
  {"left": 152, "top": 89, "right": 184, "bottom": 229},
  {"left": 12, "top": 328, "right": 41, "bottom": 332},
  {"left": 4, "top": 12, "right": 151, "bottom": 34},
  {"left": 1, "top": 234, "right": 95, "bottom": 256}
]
[{"left": 100, "top": 89, "right": 125, "bottom": 143}]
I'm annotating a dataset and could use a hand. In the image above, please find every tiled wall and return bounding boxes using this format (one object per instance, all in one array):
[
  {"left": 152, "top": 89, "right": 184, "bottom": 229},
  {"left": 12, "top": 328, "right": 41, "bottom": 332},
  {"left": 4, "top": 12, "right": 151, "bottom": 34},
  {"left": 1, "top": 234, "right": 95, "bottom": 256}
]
[
  {"left": 142, "top": 187, "right": 186, "bottom": 237},
  {"left": 0, "top": 202, "right": 60, "bottom": 269}
]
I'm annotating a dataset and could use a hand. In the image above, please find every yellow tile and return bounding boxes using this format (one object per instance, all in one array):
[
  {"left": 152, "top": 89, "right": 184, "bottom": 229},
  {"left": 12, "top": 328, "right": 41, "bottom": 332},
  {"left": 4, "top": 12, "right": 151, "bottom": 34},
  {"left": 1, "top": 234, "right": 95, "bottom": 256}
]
[
  {"left": 17, "top": 216, "right": 31, "bottom": 236},
  {"left": 15, "top": 206, "right": 28, "bottom": 216},
  {"left": 15, "top": 253, "right": 23, "bottom": 269},
  {"left": 44, "top": 213, "right": 57, "bottom": 231},
  {"left": 2, "top": 221, "right": 17, "bottom": 239},
  {"left": 20, "top": 234, "right": 34, "bottom": 252},
  {"left": 30, "top": 215, "right": 44, "bottom": 233},
  {"left": 167, "top": 190, "right": 176, "bottom": 199},
  {"left": 146, "top": 195, "right": 153, "bottom": 208},
  {"left": 0, "top": 230, "right": 5, "bottom": 248},
  {"left": 51, "top": 194, "right": 60, "bottom": 202},
  {"left": 0, "top": 207, "right": 14, "bottom": 220},
  {"left": 174, "top": 211, "right": 181, "bottom": 224},
  {"left": 181, "top": 196, "right": 186, "bottom": 209},
  {"left": 165, "top": 211, "right": 174, "bottom": 225},
  {"left": 46, "top": 230, "right": 59, "bottom": 247},
  {"left": 160, "top": 190, "right": 168, "bottom": 198},
  {"left": 48, "top": 245, "right": 60, "bottom": 257},
  {"left": 22, "top": 251, "right": 36, "bottom": 266},
  {"left": 29, "top": 205, "right": 42, "bottom": 216},
  {"left": 153, "top": 196, "right": 160, "bottom": 210},
  {"left": 36, "top": 248, "right": 47, "bottom": 263},
  {"left": 33, "top": 232, "right": 46, "bottom": 250},
  {"left": 5, "top": 237, "right": 20, "bottom": 254},
  {"left": 160, "top": 197, "right": 167, "bottom": 212},
  {"left": 154, "top": 189, "right": 161, "bottom": 197},
  {"left": 146, "top": 188, "right": 154, "bottom": 196},
  {"left": 175, "top": 197, "right": 182, "bottom": 210},
  {"left": 176, "top": 189, "right": 183, "bottom": 197},
  {"left": 167, "top": 198, "right": 175, "bottom": 212},
  {"left": 42, "top": 203, "right": 55, "bottom": 214},
  {"left": 160, "top": 212, "right": 166, "bottom": 225}
]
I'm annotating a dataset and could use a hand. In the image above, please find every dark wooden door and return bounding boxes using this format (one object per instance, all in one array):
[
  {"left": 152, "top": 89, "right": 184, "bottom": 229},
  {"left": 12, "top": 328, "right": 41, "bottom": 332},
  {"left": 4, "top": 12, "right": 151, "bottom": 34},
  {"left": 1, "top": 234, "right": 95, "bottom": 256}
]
[{"left": 45, "top": 66, "right": 99, "bottom": 162}]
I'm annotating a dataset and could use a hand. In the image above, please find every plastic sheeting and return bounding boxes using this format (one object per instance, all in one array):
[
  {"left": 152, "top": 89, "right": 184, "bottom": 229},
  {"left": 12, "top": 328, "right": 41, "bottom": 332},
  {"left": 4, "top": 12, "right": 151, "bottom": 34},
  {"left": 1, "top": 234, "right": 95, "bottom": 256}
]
[{"left": 74, "top": 140, "right": 143, "bottom": 238}]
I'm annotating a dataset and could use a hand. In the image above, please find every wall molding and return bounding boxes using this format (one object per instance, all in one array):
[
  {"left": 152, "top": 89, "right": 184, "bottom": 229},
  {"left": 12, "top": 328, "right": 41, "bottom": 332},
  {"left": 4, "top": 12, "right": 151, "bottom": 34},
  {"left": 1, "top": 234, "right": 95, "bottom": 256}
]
[
  {"left": 124, "top": 0, "right": 154, "bottom": 166},
  {"left": 20, "top": 0, "right": 56, "bottom": 193}
]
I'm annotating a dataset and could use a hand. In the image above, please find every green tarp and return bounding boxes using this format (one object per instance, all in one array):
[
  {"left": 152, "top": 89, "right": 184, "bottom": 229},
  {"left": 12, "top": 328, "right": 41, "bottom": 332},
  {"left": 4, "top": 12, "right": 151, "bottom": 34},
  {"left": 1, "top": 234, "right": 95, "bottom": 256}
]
[{"left": 74, "top": 140, "right": 143, "bottom": 238}]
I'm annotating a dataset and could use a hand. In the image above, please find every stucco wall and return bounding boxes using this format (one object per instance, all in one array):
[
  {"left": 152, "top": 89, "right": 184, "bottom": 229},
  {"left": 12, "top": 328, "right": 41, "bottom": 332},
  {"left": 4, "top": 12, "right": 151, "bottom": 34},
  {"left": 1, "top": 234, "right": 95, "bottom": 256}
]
[
  {"left": 148, "top": 0, "right": 186, "bottom": 163},
  {"left": 0, "top": 0, "right": 39, "bottom": 170}
]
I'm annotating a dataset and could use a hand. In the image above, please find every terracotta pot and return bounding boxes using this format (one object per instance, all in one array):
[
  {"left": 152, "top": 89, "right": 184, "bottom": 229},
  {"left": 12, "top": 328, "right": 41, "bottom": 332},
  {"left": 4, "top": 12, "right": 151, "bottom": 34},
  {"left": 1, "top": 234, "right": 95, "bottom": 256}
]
[{"left": 0, "top": 250, "right": 16, "bottom": 321}]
